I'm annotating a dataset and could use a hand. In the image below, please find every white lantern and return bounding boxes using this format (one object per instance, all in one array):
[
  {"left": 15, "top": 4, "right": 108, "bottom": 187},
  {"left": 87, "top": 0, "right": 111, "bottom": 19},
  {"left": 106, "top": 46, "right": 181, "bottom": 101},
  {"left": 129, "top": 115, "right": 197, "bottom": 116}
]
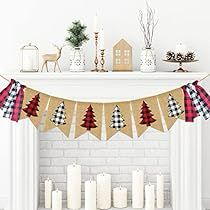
[{"left": 20, "top": 43, "right": 39, "bottom": 72}]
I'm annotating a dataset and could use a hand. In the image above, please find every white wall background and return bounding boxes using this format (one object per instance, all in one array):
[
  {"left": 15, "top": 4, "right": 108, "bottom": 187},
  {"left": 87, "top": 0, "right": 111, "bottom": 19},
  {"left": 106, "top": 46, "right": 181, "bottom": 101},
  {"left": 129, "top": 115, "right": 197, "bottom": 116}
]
[{"left": 0, "top": 0, "right": 210, "bottom": 208}]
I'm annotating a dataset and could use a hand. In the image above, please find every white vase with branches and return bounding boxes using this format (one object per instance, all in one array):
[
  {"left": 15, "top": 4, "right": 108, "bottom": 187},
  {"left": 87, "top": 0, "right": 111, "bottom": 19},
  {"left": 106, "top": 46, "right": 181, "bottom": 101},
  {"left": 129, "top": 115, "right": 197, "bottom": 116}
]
[{"left": 138, "top": 3, "right": 158, "bottom": 72}]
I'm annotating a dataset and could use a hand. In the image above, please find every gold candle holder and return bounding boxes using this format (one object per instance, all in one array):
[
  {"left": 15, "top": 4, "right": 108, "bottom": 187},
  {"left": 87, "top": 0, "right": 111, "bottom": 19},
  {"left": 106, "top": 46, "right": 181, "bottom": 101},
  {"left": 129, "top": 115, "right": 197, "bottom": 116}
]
[
  {"left": 99, "top": 49, "right": 108, "bottom": 72},
  {"left": 91, "top": 32, "right": 99, "bottom": 72}
]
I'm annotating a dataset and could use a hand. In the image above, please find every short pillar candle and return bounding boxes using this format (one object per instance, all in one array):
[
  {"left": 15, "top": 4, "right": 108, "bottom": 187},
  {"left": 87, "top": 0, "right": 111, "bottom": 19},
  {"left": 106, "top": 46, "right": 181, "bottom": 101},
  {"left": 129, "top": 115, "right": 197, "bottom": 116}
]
[
  {"left": 113, "top": 186, "right": 127, "bottom": 208},
  {"left": 52, "top": 189, "right": 62, "bottom": 210}
]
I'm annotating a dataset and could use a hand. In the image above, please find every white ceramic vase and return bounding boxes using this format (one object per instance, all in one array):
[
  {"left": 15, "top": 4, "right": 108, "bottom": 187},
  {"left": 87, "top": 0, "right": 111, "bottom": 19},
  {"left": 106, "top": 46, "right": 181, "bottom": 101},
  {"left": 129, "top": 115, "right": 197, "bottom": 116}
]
[
  {"left": 69, "top": 48, "right": 85, "bottom": 72},
  {"left": 140, "top": 48, "right": 156, "bottom": 72}
]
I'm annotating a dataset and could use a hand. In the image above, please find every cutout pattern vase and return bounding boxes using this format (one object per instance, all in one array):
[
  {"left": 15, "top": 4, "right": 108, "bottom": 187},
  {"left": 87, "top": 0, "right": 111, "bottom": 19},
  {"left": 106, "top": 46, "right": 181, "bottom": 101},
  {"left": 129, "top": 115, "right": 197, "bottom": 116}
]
[
  {"left": 140, "top": 48, "right": 156, "bottom": 72},
  {"left": 69, "top": 48, "right": 85, "bottom": 72}
]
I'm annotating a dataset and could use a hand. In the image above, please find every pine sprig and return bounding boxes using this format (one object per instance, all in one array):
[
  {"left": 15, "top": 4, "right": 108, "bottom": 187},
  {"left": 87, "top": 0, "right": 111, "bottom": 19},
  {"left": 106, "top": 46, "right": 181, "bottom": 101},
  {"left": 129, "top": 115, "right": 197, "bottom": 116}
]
[{"left": 65, "top": 21, "right": 89, "bottom": 48}]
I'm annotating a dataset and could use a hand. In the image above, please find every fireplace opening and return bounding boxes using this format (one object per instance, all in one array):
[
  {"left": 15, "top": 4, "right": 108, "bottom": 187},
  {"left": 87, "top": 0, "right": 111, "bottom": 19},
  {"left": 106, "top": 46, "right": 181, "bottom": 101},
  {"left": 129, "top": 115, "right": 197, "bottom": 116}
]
[{"left": 39, "top": 127, "right": 171, "bottom": 209}]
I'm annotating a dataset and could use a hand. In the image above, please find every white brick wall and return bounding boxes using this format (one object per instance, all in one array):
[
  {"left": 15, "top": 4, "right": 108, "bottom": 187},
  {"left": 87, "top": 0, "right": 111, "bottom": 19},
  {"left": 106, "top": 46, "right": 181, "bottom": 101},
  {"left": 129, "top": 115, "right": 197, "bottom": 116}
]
[{"left": 39, "top": 127, "right": 171, "bottom": 206}]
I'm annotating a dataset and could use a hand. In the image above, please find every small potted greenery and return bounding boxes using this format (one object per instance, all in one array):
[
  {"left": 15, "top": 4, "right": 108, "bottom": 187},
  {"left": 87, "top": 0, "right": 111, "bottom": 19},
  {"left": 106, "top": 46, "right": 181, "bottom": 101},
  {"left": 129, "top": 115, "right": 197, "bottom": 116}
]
[{"left": 66, "top": 21, "right": 89, "bottom": 72}]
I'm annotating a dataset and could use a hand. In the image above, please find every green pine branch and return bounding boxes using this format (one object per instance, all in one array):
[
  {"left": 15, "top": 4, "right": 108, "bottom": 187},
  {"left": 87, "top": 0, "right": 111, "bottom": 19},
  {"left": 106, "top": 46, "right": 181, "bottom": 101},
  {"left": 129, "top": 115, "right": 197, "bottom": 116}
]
[{"left": 65, "top": 21, "right": 89, "bottom": 48}]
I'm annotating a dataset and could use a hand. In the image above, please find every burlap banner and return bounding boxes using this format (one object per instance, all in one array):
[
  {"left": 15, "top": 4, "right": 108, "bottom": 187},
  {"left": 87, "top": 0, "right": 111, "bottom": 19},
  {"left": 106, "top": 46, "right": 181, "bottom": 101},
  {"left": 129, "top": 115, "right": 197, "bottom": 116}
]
[
  {"left": 20, "top": 88, "right": 50, "bottom": 128},
  {"left": 104, "top": 102, "right": 132, "bottom": 140},
  {"left": 75, "top": 102, "right": 103, "bottom": 140},
  {"left": 44, "top": 97, "right": 76, "bottom": 137},
  {"left": 158, "top": 88, "right": 185, "bottom": 130},
  {"left": 131, "top": 96, "right": 164, "bottom": 137}
]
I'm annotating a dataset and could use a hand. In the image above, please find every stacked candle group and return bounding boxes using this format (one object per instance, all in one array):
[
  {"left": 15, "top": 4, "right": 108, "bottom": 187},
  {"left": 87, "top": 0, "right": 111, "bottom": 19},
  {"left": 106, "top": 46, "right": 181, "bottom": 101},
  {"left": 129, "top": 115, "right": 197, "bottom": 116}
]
[{"left": 44, "top": 164, "right": 165, "bottom": 210}]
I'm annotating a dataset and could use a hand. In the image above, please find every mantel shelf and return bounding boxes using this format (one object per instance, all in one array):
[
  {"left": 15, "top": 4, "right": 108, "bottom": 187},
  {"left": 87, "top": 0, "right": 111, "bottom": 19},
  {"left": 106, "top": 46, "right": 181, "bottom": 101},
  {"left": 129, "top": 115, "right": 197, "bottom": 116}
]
[
  {"left": 38, "top": 207, "right": 172, "bottom": 210},
  {"left": 2, "top": 71, "right": 207, "bottom": 81}
]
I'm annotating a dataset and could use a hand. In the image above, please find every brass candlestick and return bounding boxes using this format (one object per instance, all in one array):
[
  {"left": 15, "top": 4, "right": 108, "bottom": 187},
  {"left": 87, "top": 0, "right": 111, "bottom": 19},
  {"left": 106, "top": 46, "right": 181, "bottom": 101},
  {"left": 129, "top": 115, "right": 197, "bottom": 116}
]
[
  {"left": 99, "top": 49, "right": 108, "bottom": 72},
  {"left": 91, "top": 32, "right": 99, "bottom": 72}
]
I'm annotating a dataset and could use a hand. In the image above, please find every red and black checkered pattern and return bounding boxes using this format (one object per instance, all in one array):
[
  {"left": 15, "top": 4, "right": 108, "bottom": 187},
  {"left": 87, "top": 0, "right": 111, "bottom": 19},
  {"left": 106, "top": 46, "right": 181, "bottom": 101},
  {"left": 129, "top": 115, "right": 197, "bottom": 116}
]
[
  {"left": 0, "top": 79, "right": 15, "bottom": 108},
  {"left": 193, "top": 80, "right": 210, "bottom": 110},
  {"left": 81, "top": 105, "right": 97, "bottom": 131},
  {"left": 140, "top": 101, "right": 156, "bottom": 126},
  {"left": 23, "top": 93, "right": 40, "bottom": 117},
  {"left": 11, "top": 85, "right": 25, "bottom": 122},
  {"left": 181, "top": 85, "right": 198, "bottom": 122}
]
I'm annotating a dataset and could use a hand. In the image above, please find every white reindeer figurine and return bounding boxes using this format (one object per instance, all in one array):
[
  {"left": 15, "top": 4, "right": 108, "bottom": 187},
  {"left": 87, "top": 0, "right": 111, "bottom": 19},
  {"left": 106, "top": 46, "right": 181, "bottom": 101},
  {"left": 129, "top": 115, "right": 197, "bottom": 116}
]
[{"left": 41, "top": 44, "right": 65, "bottom": 72}]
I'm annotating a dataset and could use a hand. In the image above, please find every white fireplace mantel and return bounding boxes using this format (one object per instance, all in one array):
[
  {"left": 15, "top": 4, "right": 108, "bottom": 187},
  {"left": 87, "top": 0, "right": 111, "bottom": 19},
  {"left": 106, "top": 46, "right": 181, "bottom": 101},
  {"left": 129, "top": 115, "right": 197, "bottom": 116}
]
[{"left": 4, "top": 72, "right": 206, "bottom": 210}]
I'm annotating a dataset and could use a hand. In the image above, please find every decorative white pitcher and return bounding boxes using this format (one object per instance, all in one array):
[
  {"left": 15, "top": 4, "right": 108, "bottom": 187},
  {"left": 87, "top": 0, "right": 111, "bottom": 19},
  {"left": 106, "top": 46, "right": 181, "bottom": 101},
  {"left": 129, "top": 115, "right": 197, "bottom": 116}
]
[
  {"left": 69, "top": 48, "right": 85, "bottom": 72},
  {"left": 140, "top": 48, "right": 156, "bottom": 72}
]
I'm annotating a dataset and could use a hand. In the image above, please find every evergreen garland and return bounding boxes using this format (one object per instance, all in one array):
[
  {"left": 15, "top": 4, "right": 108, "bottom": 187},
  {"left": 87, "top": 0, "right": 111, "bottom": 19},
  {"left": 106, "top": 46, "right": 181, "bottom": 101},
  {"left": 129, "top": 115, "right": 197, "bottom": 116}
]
[{"left": 65, "top": 21, "right": 89, "bottom": 48}]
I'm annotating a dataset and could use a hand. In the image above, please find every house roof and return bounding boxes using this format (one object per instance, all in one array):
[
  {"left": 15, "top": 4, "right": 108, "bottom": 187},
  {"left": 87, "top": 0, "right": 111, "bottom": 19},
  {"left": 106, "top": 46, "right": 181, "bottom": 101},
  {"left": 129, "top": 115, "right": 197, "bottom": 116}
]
[{"left": 113, "top": 38, "right": 132, "bottom": 49}]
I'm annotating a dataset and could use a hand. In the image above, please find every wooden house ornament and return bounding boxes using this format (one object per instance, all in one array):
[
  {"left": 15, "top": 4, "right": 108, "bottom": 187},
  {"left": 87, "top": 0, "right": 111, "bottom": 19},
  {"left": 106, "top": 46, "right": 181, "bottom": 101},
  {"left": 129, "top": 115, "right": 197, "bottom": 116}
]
[{"left": 113, "top": 39, "right": 132, "bottom": 71}]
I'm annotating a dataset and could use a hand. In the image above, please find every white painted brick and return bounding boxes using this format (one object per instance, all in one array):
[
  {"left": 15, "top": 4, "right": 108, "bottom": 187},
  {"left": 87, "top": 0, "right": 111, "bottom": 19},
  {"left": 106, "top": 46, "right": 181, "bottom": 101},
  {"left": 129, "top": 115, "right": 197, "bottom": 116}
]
[
  {"left": 54, "top": 183, "right": 67, "bottom": 191},
  {"left": 91, "top": 166, "right": 119, "bottom": 174},
  {"left": 144, "top": 132, "right": 170, "bottom": 141},
  {"left": 112, "top": 174, "right": 131, "bottom": 183},
  {"left": 78, "top": 158, "right": 106, "bottom": 166},
  {"left": 120, "top": 166, "right": 145, "bottom": 174},
  {"left": 106, "top": 141, "right": 133, "bottom": 149},
  {"left": 158, "top": 158, "right": 170, "bottom": 166},
  {"left": 39, "top": 132, "right": 63, "bottom": 141},
  {"left": 79, "top": 141, "right": 106, "bottom": 149},
  {"left": 145, "top": 149, "right": 169, "bottom": 157},
  {"left": 132, "top": 141, "right": 159, "bottom": 148},
  {"left": 40, "top": 166, "right": 64, "bottom": 174},
  {"left": 90, "top": 149, "right": 118, "bottom": 157},
  {"left": 159, "top": 141, "right": 170, "bottom": 149},
  {"left": 40, "top": 150, "right": 63, "bottom": 158},
  {"left": 119, "top": 149, "right": 144, "bottom": 157},
  {"left": 106, "top": 158, "right": 132, "bottom": 165},
  {"left": 40, "top": 158, "right": 51, "bottom": 166},
  {"left": 64, "top": 150, "right": 89, "bottom": 157},
  {"left": 145, "top": 166, "right": 170, "bottom": 174},
  {"left": 132, "top": 158, "right": 158, "bottom": 166},
  {"left": 40, "top": 174, "right": 66, "bottom": 182},
  {"left": 40, "top": 141, "right": 52, "bottom": 149},
  {"left": 51, "top": 158, "right": 76, "bottom": 166},
  {"left": 52, "top": 141, "right": 78, "bottom": 149}
]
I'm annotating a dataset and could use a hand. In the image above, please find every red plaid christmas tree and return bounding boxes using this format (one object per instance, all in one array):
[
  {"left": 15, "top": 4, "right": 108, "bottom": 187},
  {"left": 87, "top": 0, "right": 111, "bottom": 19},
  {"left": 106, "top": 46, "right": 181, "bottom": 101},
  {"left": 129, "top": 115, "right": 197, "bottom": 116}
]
[
  {"left": 23, "top": 93, "right": 40, "bottom": 117},
  {"left": 81, "top": 105, "right": 97, "bottom": 130},
  {"left": 140, "top": 101, "right": 156, "bottom": 126}
]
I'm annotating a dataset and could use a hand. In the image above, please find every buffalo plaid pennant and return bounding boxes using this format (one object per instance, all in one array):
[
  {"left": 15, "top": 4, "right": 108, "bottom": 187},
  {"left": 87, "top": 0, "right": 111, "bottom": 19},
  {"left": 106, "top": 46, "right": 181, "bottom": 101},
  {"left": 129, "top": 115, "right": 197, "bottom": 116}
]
[
  {"left": 11, "top": 85, "right": 25, "bottom": 122},
  {"left": 193, "top": 81, "right": 210, "bottom": 110},
  {"left": 185, "top": 83, "right": 210, "bottom": 120},
  {"left": 110, "top": 105, "right": 126, "bottom": 130},
  {"left": 181, "top": 85, "right": 198, "bottom": 122},
  {"left": 2, "top": 81, "right": 21, "bottom": 119},
  {"left": 0, "top": 79, "right": 15, "bottom": 108},
  {"left": 168, "top": 94, "right": 184, "bottom": 118},
  {"left": 50, "top": 101, "right": 66, "bottom": 126}
]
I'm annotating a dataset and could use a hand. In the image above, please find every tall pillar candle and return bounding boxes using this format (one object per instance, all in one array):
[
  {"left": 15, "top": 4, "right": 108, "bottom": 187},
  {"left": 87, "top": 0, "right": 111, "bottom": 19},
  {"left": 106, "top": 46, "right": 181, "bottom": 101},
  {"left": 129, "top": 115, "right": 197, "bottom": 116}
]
[
  {"left": 113, "top": 186, "right": 127, "bottom": 208},
  {"left": 145, "top": 183, "right": 155, "bottom": 210},
  {"left": 67, "top": 164, "right": 81, "bottom": 209},
  {"left": 85, "top": 179, "right": 97, "bottom": 210},
  {"left": 97, "top": 173, "right": 111, "bottom": 209},
  {"left": 156, "top": 174, "right": 164, "bottom": 208},
  {"left": 52, "top": 189, "right": 62, "bottom": 210},
  {"left": 45, "top": 177, "right": 53, "bottom": 208},
  {"left": 132, "top": 169, "right": 144, "bottom": 208}
]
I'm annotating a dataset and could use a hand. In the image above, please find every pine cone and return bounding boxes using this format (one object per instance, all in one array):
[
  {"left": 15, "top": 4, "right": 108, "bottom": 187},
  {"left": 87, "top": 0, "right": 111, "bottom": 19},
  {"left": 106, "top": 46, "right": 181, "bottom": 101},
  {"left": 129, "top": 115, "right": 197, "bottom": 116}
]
[
  {"left": 185, "top": 52, "right": 195, "bottom": 61},
  {"left": 166, "top": 51, "right": 175, "bottom": 60},
  {"left": 176, "top": 53, "right": 184, "bottom": 61}
]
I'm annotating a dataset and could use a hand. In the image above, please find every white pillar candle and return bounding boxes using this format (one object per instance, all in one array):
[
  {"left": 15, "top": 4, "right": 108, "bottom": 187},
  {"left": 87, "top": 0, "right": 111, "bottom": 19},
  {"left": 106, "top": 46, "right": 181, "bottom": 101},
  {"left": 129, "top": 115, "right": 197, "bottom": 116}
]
[
  {"left": 175, "top": 43, "right": 187, "bottom": 54},
  {"left": 85, "top": 179, "right": 97, "bottom": 210},
  {"left": 94, "top": 14, "right": 99, "bottom": 32},
  {"left": 113, "top": 186, "right": 127, "bottom": 208},
  {"left": 156, "top": 174, "right": 164, "bottom": 208},
  {"left": 67, "top": 164, "right": 81, "bottom": 209},
  {"left": 52, "top": 189, "right": 62, "bottom": 210},
  {"left": 97, "top": 173, "right": 111, "bottom": 209},
  {"left": 99, "top": 28, "right": 105, "bottom": 50},
  {"left": 132, "top": 169, "right": 144, "bottom": 208},
  {"left": 45, "top": 177, "right": 53, "bottom": 208},
  {"left": 145, "top": 183, "right": 155, "bottom": 210}
]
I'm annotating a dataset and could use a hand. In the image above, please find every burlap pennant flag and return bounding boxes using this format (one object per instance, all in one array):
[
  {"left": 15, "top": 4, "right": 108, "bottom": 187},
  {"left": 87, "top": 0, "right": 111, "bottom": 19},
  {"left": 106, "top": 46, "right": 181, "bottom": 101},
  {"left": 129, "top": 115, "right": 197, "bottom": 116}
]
[
  {"left": 131, "top": 96, "right": 163, "bottom": 137},
  {"left": 20, "top": 88, "right": 50, "bottom": 128},
  {"left": 104, "top": 102, "right": 132, "bottom": 140},
  {"left": 75, "top": 102, "right": 103, "bottom": 140},
  {"left": 44, "top": 97, "right": 75, "bottom": 137},
  {"left": 158, "top": 88, "right": 185, "bottom": 130}
]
